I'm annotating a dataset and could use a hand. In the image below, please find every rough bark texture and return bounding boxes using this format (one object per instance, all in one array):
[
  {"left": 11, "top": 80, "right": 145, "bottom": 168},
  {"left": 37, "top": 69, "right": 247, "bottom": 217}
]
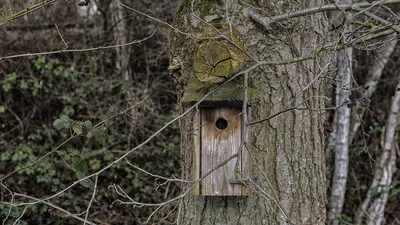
[{"left": 171, "top": 1, "right": 328, "bottom": 224}]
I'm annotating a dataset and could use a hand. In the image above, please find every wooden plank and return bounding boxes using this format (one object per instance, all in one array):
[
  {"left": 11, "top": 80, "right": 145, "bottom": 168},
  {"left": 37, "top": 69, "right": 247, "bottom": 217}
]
[
  {"left": 240, "top": 107, "right": 251, "bottom": 195},
  {"left": 192, "top": 110, "right": 201, "bottom": 195},
  {"left": 200, "top": 107, "right": 244, "bottom": 196}
]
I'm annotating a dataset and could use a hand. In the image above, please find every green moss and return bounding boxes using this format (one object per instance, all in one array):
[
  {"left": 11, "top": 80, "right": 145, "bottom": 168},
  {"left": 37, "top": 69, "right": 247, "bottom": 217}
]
[
  {"left": 172, "top": 0, "right": 190, "bottom": 26},
  {"left": 194, "top": 41, "right": 232, "bottom": 83},
  {"left": 200, "top": 0, "right": 217, "bottom": 16},
  {"left": 173, "top": 0, "right": 217, "bottom": 26},
  {"left": 193, "top": 21, "right": 246, "bottom": 83}
]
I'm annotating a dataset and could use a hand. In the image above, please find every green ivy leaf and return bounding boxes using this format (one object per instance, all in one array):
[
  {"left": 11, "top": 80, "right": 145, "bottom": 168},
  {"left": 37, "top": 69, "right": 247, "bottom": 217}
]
[
  {"left": 2, "top": 83, "right": 12, "bottom": 92},
  {"left": 71, "top": 121, "right": 83, "bottom": 135},
  {"left": 89, "top": 128, "right": 106, "bottom": 145},
  {"left": 83, "top": 120, "right": 92, "bottom": 136},
  {"left": 20, "top": 80, "right": 29, "bottom": 89},
  {"left": 33, "top": 80, "right": 43, "bottom": 89},
  {"left": 71, "top": 156, "right": 88, "bottom": 174},
  {"left": 53, "top": 66, "right": 64, "bottom": 76},
  {"left": 75, "top": 171, "right": 94, "bottom": 189},
  {"left": 7, "top": 72, "right": 17, "bottom": 80},
  {"left": 44, "top": 61, "right": 54, "bottom": 70},
  {"left": 53, "top": 115, "right": 70, "bottom": 130},
  {"left": 34, "top": 56, "right": 46, "bottom": 70}
]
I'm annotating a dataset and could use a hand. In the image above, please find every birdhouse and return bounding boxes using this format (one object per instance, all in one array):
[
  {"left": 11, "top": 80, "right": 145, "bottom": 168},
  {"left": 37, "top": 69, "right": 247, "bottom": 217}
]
[
  {"left": 179, "top": 71, "right": 256, "bottom": 196},
  {"left": 191, "top": 104, "right": 252, "bottom": 196}
]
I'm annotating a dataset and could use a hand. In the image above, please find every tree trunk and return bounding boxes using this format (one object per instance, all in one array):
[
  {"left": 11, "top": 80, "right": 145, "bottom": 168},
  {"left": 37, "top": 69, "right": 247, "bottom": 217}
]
[
  {"left": 327, "top": 3, "right": 353, "bottom": 222},
  {"left": 110, "top": 0, "right": 137, "bottom": 148},
  {"left": 171, "top": 1, "right": 328, "bottom": 224},
  {"left": 327, "top": 46, "right": 352, "bottom": 225}
]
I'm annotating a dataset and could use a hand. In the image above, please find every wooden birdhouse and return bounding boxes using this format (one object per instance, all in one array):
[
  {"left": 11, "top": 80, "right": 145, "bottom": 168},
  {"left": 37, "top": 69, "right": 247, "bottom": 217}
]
[
  {"left": 178, "top": 61, "right": 256, "bottom": 196},
  {"left": 191, "top": 104, "right": 251, "bottom": 196}
]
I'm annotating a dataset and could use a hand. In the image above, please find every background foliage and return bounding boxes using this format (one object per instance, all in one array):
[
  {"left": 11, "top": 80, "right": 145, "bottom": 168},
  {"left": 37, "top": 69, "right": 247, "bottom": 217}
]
[{"left": 1, "top": 0, "right": 180, "bottom": 224}]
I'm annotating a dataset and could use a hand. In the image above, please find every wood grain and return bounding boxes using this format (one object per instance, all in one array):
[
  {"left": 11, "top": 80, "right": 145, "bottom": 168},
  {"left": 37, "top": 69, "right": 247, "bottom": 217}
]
[{"left": 192, "top": 107, "right": 250, "bottom": 196}]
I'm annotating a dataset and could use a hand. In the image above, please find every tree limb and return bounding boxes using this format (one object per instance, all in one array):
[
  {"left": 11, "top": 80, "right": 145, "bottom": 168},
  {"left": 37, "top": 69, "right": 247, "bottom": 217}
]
[
  {"left": 0, "top": 0, "right": 58, "bottom": 26},
  {"left": 246, "top": 0, "right": 400, "bottom": 28}
]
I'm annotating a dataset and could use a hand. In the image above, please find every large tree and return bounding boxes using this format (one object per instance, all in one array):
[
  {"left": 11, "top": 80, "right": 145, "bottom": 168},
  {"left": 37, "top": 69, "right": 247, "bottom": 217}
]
[{"left": 170, "top": 0, "right": 328, "bottom": 224}]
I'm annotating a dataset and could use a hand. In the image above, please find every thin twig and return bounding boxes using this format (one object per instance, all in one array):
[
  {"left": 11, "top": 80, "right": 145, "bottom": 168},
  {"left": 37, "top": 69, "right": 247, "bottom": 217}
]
[
  {"left": 0, "top": 31, "right": 156, "bottom": 61},
  {"left": 12, "top": 205, "right": 29, "bottom": 225},
  {"left": 111, "top": 153, "right": 239, "bottom": 207},
  {"left": 1, "top": 183, "right": 14, "bottom": 225},
  {"left": 352, "top": 5, "right": 400, "bottom": 33},
  {"left": 125, "top": 159, "right": 191, "bottom": 183},
  {"left": 246, "top": 0, "right": 400, "bottom": 28},
  {"left": 112, "top": 0, "right": 192, "bottom": 37},
  {"left": 0, "top": 0, "right": 59, "bottom": 26},
  {"left": 2, "top": 193, "right": 96, "bottom": 225},
  {"left": 55, "top": 23, "right": 68, "bottom": 49},
  {"left": 0, "top": 97, "right": 149, "bottom": 182},
  {"left": 246, "top": 177, "right": 290, "bottom": 223},
  {"left": 250, "top": 105, "right": 339, "bottom": 126},
  {"left": 0, "top": 135, "right": 75, "bottom": 182},
  {"left": 191, "top": 13, "right": 257, "bottom": 62},
  {"left": 83, "top": 175, "right": 98, "bottom": 225}
]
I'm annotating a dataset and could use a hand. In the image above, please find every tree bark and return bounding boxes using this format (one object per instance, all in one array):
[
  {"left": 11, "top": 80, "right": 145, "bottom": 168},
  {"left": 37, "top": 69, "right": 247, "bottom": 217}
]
[{"left": 171, "top": 1, "right": 328, "bottom": 224}]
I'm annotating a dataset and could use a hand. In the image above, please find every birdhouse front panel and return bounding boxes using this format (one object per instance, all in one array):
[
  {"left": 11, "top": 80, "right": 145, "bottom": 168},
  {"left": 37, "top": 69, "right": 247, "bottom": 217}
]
[{"left": 192, "top": 107, "right": 251, "bottom": 196}]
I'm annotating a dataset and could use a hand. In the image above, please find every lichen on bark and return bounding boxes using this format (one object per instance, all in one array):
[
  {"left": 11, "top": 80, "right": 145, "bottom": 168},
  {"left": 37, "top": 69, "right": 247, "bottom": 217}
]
[{"left": 193, "top": 21, "right": 246, "bottom": 83}]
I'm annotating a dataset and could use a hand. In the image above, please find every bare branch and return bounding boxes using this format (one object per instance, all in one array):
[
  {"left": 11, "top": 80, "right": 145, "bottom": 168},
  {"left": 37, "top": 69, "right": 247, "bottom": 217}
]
[
  {"left": 125, "top": 159, "right": 191, "bottom": 184},
  {"left": 1, "top": 183, "right": 14, "bottom": 225},
  {"left": 2, "top": 193, "right": 96, "bottom": 225},
  {"left": 112, "top": 0, "right": 192, "bottom": 37},
  {"left": 111, "top": 153, "right": 239, "bottom": 208},
  {"left": 0, "top": 135, "right": 76, "bottom": 182},
  {"left": 246, "top": 0, "right": 400, "bottom": 28},
  {"left": 249, "top": 100, "right": 338, "bottom": 126},
  {"left": 12, "top": 205, "right": 29, "bottom": 225},
  {"left": 0, "top": 97, "right": 150, "bottom": 182},
  {"left": 350, "top": 35, "right": 398, "bottom": 141},
  {"left": 0, "top": 0, "right": 59, "bottom": 26},
  {"left": 0, "top": 30, "right": 156, "bottom": 61},
  {"left": 83, "top": 175, "right": 98, "bottom": 225},
  {"left": 55, "top": 23, "right": 68, "bottom": 49}
]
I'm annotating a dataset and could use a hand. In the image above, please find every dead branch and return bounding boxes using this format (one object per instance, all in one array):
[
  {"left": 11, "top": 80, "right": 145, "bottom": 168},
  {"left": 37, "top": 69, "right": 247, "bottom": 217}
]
[{"left": 0, "top": 30, "right": 156, "bottom": 61}]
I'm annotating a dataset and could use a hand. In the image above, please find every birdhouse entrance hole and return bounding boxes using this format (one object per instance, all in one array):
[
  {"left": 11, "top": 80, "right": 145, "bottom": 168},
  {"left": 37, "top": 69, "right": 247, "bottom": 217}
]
[{"left": 215, "top": 118, "right": 228, "bottom": 130}]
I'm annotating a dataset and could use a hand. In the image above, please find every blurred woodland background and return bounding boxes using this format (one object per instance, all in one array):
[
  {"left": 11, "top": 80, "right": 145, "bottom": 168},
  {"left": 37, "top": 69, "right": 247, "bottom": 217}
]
[
  {"left": 0, "top": 0, "right": 181, "bottom": 224},
  {"left": 0, "top": 0, "right": 400, "bottom": 224}
]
